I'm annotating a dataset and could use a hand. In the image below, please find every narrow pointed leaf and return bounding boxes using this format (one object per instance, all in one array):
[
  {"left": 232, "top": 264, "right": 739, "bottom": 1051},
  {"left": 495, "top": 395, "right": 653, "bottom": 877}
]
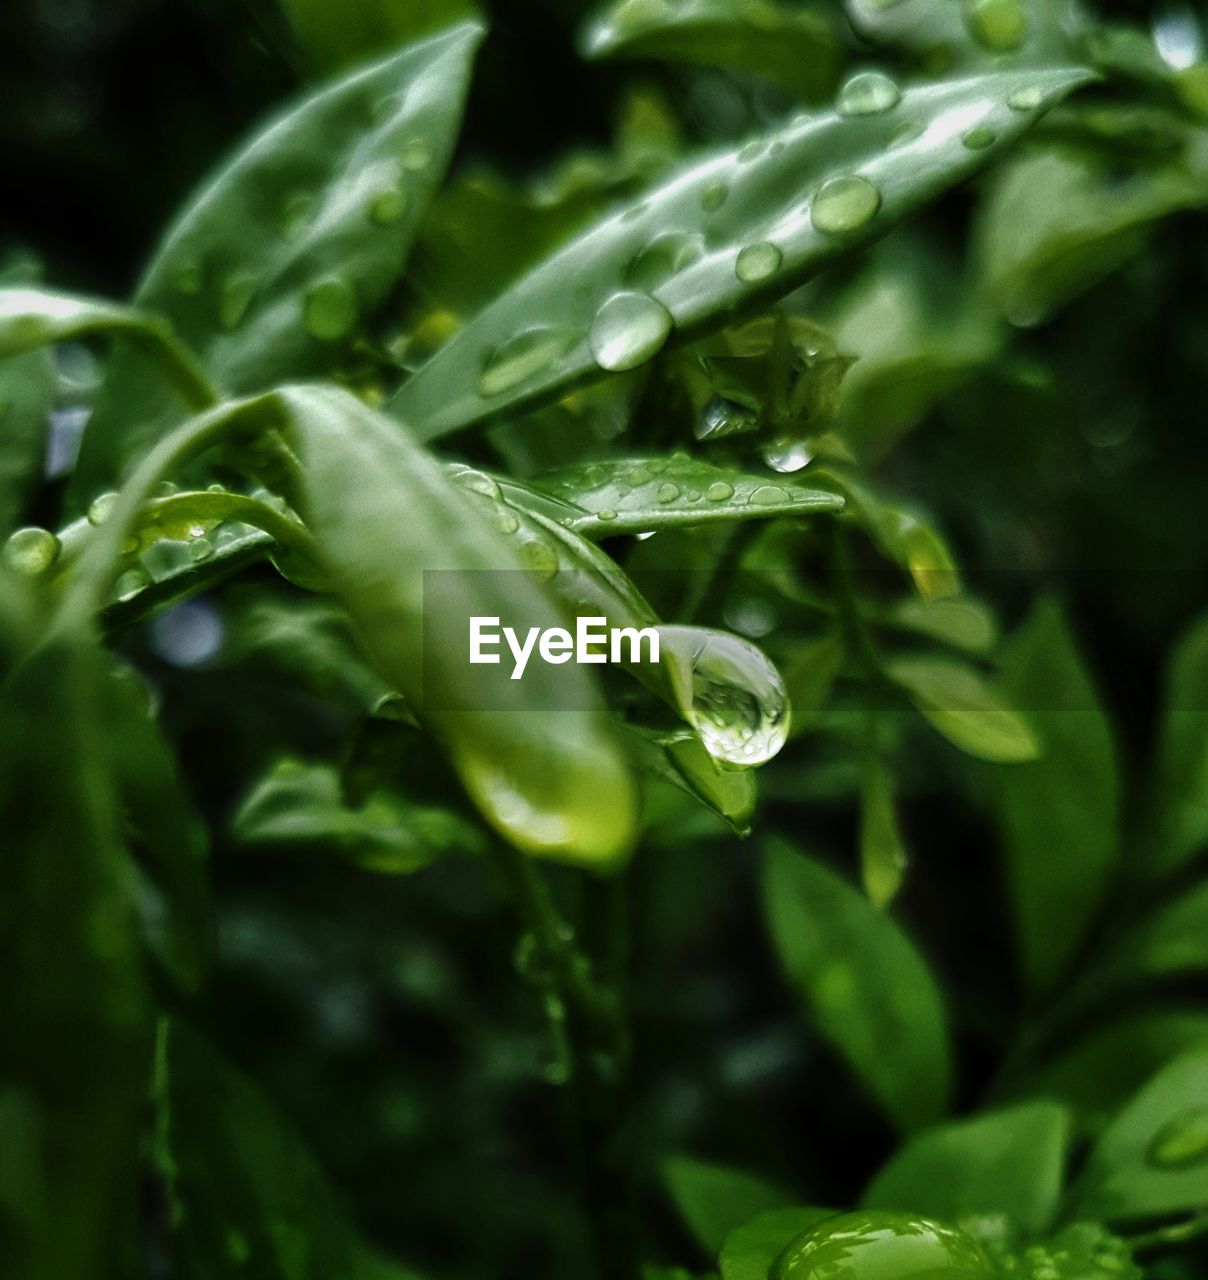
[
  {"left": 391, "top": 63, "right": 1093, "bottom": 440},
  {"left": 762, "top": 841, "right": 952, "bottom": 1131},
  {"left": 860, "top": 754, "right": 907, "bottom": 907},
  {"left": 664, "top": 1155, "right": 793, "bottom": 1255},
  {"left": 74, "top": 23, "right": 484, "bottom": 502},
  {"left": 530, "top": 454, "right": 844, "bottom": 537}
]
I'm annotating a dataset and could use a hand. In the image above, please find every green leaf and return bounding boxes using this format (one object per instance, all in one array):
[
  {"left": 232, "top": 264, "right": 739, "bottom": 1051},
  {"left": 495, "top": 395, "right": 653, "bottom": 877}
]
[
  {"left": 271, "top": 386, "right": 638, "bottom": 867},
  {"left": 719, "top": 1208, "right": 837, "bottom": 1280},
  {"left": 861, "top": 1101, "right": 1071, "bottom": 1235},
  {"left": 530, "top": 455, "right": 844, "bottom": 538},
  {"left": 0, "top": 633, "right": 151, "bottom": 1280},
  {"left": 887, "top": 654, "right": 1041, "bottom": 762},
  {"left": 992, "top": 600, "right": 1119, "bottom": 992},
  {"left": 391, "top": 63, "right": 1093, "bottom": 440},
  {"left": 0, "top": 347, "right": 53, "bottom": 534},
  {"left": 860, "top": 754, "right": 908, "bottom": 908},
  {"left": 1144, "top": 613, "right": 1208, "bottom": 877},
  {"left": 279, "top": 0, "right": 477, "bottom": 72},
  {"left": 73, "top": 23, "right": 484, "bottom": 503},
  {"left": 663, "top": 1155, "right": 794, "bottom": 1255},
  {"left": 782, "top": 629, "right": 845, "bottom": 739},
  {"left": 761, "top": 841, "right": 952, "bottom": 1131},
  {"left": 234, "top": 758, "right": 482, "bottom": 873},
  {"left": 623, "top": 727, "right": 757, "bottom": 834},
  {"left": 581, "top": 0, "right": 844, "bottom": 101},
  {"left": 0, "top": 286, "right": 215, "bottom": 410},
  {"left": 974, "top": 139, "right": 1208, "bottom": 324},
  {"left": 883, "top": 597, "right": 999, "bottom": 655},
  {"left": 1070, "top": 1049, "right": 1208, "bottom": 1222},
  {"left": 1010, "top": 1011, "right": 1208, "bottom": 1138},
  {"left": 158, "top": 1020, "right": 425, "bottom": 1280},
  {"left": 107, "top": 664, "right": 211, "bottom": 993},
  {"left": 1102, "top": 879, "right": 1208, "bottom": 987}
]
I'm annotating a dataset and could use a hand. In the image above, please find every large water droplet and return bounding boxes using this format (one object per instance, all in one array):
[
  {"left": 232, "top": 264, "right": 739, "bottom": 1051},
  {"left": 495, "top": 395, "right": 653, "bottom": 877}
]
[
  {"left": 764, "top": 439, "right": 813, "bottom": 472},
  {"left": 219, "top": 274, "right": 256, "bottom": 331},
  {"left": 772, "top": 1213, "right": 992, "bottom": 1280},
  {"left": 3, "top": 526, "right": 60, "bottom": 576},
  {"left": 735, "top": 241, "right": 783, "bottom": 284},
  {"left": 965, "top": 0, "right": 1028, "bottom": 51},
  {"left": 479, "top": 328, "right": 579, "bottom": 397},
  {"left": 589, "top": 292, "right": 673, "bottom": 372},
  {"left": 88, "top": 491, "right": 119, "bottom": 526},
  {"left": 1147, "top": 1107, "right": 1208, "bottom": 1169},
  {"left": 625, "top": 232, "right": 705, "bottom": 291},
  {"left": 750, "top": 484, "right": 789, "bottom": 505},
  {"left": 837, "top": 70, "right": 902, "bottom": 116},
  {"left": 304, "top": 278, "right": 358, "bottom": 342},
  {"left": 662, "top": 627, "right": 790, "bottom": 766},
  {"left": 810, "top": 175, "right": 882, "bottom": 235}
]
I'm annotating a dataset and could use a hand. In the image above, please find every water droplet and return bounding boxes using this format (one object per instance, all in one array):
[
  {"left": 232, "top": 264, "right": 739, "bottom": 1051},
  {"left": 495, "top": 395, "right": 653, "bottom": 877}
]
[
  {"left": 518, "top": 538, "right": 558, "bottom": 581},
  {"left": 479, "top": 328, "right": 578, "bottom": 397},
  {"left": 1147, "top": 1106, "right": 1208, "bottom": 1169},
  {"left": 657, "top": 482, "right": 680, "bottom": 503},
  {"left": 3, "top": 526, "right": 60, "bottom": 576},
  {"left": 280, "top": 193, "right": 314, "bottom": 240},
  {"left": 172, "top": 262, "right": 203, "bottom": 295},
  {"left": 891, "top": 120, "right": 924, "bottom": 147},
  {"left": 597, "top": 509, "right": 618, "bottom": 522},
  {"left": 750, "top": 484, "right": 788, "bottom": 505},
  {"left": 962, "top": 125, "right": 997, "bottom": 150},
  {"left": 965, "top": 0, "right": 1028, "bottom": 51},
  {"left": 1008, "top": 85, "right": 1044, "bottom": 111},
  {"left": 625, "top": 232, "right": 705, "bottom": 291},
  {"left": 219, "top": 274, "right": 256, "bottom": 331},
  {"left": 810, "top": 174, "right": 882, "bottom": 234},
  {"left": 696, "top": 395, "right": 758, "bottom": 440},
  {"left": 763, "top": 439, "right": 813, "bottom": 472},
  {"left": 701, "top": 182, "right": 729, "bottom": 212},
  {"left": 304, "top": 278, "right": 358, "bottom": 342},
  {"left": 837, "top": 70, "right": 901, "bottom": 116},
  {"left": 706, "top": 481, "right": 734, "bottom": 502},
  {"left": 401, "top": 138, "right": 431, "bottom": 171},
  {"left": 589, "top": 292, "right": 673, "bottom": 372},
  {"left": 735, "top": 241, "right": 783, "bottom": 284},
  {"left": 454, "top": 467, "right": 502, "bottom": 500},
  {"left": 738, "top": 139, "right": 767, "bottom": 162},
  {"left": 369, "top": 186, "right": 408, "bottom": 226},
  {"left": 114, "top": 567, "right": 150, "bottom": 602},
  {"left": 628, "top": 466, "right": 652, "bottom": 486},
  {"left": 665, "top": 628, "right": 789, "bottom": 766},
  {"left": 188, "top": 536, "right": 213, "bottom": 563},
  {"left": 88, "top": 491, "right": 119, "bottom": 526},
  {"left": 772, "top": 1213, "right": 992, "bottom": 1280},
  {"left": 491, "top": 510, "right": 520, "bottom": 536}
]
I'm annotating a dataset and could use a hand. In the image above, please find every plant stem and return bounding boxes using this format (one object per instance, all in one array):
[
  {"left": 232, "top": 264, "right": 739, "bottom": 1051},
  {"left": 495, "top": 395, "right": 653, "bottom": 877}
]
[
  {"left": 488, "top": 841, "right": 637, "bottom": 1280},
  {"left": 1128, "top": 1213, "right": 1208, "bottom": 1255}
]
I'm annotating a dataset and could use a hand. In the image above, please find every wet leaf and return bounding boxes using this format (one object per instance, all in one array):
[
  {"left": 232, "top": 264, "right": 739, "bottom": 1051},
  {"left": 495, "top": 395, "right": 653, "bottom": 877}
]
[
  {"left": 391, "top": 64, "right": 1094, "bottom": 440},
  {"left": 74, "top": 23, "right": 484, "bottom": 502},
  {"left": 622, "top": 727, "right": 757, "bottom": 834},
  {"left": 862, "top": 1101, "right": 1071, "bottom": 1235},
  {"left": 762, "top": 840, "right": 952, "bottom": 1131},
  {"left": 719, "top": 1207, "right": 838, "bottom": 1280},
  {"left": 280, "top": 0, "right": 477, "bottom": 72}
]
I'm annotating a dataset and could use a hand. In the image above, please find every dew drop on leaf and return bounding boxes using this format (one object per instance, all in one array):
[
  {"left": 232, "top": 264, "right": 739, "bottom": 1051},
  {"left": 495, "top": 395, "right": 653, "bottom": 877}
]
[
  {"left": 735, "top": 241, "right": 783, "bottom": 283},
  {"left": 479, "top": 328, "right": 579, "bottom": 397},
  {"left": 965, "top": 0, "right": 1028, "bottom": 51},
  {"left": 518, "top": 538, "right": 559, "bottom": 582},
  {"left": 810, "top": 175, "right": 882, "bottom": 235},
  {"left": 1008, "top": 85, "right": 1045, "bottom": 111},
  {"left": 491, "top": 510, "right": 520, "bottom": 535},
  {"left": 114, "top": 567, "right": 150, "bottom": 601},
  {"left": 188, "top": 536, "right": 214, "bottom": 563},
  {"left": 303, "top": 278, "right": 358, "bottom": 342},
  {"left": 764, "top": 439, "right": 813, "bottom": 472},
  {"left": 453, "top": 466, "right": 503, "bottom": 500},
  {"left": 3, "top": 526, "right": 60, "bottom": 576},
  {"left": 401, "top": 138, "right": 432, "bottom": 171},
  {"left": 657, "top": 482, "right": 680, "bottom": 503},
  {"left": 962, "top": 125, "right": 997, "bottom": 150},
  {"left": 700, "top": 182, "right": 729, "bottom": 212},
  {"left": 706, "top": 481, "right": 734, "bottom": 502},
  {"left": 588, "top": 292, "right": 673, "bottom": 372},
  {"left": 369, "top": 186, "right": 408, "bottom": 226},
  {"left": 1146, "top": 1106, "right": 1208, "bottom": 1169},
  {"left": 837, "top": 70, "right": 902, "bottom": 116},
  {"left": 597, "top": 508, "right": 618, "bottom": 522},
  {"left": 88, "top": 491, "right": 119, "bottom": 526},
  {"left": 624, "top": 232, "right": 705, "bottom": 291},
  {"left": 750, "top": 484, "right": 789, "bottom": 505},
  {"left": 219, "top": 274, "right": 257, "bottom": 331},
  {"left": 738, "top": 139, "right": 767, "bottom": 163}
]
